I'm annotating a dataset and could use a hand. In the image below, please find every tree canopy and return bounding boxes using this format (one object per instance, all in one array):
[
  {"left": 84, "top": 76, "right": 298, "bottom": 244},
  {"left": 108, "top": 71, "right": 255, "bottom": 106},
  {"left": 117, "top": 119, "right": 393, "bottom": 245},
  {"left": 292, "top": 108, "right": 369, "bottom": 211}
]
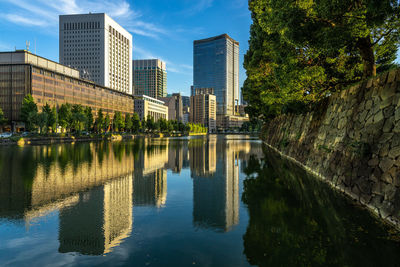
[{"left": 243, "top": 0, "right": 400, "bottom": 120}]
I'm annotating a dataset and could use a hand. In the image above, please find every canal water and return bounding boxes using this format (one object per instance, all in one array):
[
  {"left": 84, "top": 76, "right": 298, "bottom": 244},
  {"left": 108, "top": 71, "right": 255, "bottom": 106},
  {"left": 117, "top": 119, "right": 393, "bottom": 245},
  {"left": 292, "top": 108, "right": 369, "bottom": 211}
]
[{"left": 0, "top": 135, "right": 400, "bottom": 266}]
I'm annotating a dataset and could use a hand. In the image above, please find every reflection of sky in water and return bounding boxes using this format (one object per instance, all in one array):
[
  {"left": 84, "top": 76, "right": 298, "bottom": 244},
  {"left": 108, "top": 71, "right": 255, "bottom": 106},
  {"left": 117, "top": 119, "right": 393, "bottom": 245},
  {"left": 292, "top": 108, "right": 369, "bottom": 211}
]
[{"left": 0, "top": 137, "right": 260, "bottom": 266}]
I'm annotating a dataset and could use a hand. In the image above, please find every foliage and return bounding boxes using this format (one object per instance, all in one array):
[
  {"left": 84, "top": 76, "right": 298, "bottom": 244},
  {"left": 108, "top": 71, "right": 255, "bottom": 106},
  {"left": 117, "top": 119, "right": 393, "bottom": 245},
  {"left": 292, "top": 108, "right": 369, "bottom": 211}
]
[
  {"left": 84, "top": 107, "right": 93, "bottom": 132},
  {"left": 244, "top": 0, "right": 400, "bottom": 120},
  {"left": 131, "top": 113, "right": 141, "bottom": 133},
  {"left": 95, "top": 108, "right": 105, "bottom": 133},
  {"left": 58, "top": 103, "right": 72, "bottom": 132},
  {"left": 113, "top": 111, "right": 125, "bottom": 132},
  {"left": 0, "top": 107, "right": 7, "bottom": 127},
  {"left": 104, "top": 114, "right": 111, "bottom": 132},
  {"left": 37, "top": 112, "right": 48, "bottom": 134},
  {"left": 145, "top": 115, "right": 155, "bottom": 132},
  {"left": 125, "top": 113, "right": 132, "bottom": 132},
  {"left": 71, "top": 104, "right": 86, "bottom": 133},
  {"left": 21, "top": 95, "right": 38, "bottom": 131},
  {"left": 187, "top": 123, "right": 208, "bottom": 133}
]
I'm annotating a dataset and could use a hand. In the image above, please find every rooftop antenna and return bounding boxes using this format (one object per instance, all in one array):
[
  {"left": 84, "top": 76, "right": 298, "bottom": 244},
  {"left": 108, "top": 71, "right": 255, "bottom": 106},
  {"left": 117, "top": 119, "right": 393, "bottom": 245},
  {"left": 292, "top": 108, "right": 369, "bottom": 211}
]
[{"left": 26, "top": 41, "right": 30, "bottom": 51}]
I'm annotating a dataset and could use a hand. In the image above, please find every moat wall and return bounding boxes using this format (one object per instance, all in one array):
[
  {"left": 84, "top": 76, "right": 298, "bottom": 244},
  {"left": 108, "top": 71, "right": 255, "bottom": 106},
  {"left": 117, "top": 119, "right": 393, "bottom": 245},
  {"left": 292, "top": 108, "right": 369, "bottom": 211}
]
[{"left": 261, "top": 68, "right": 400, "bottom": 227}]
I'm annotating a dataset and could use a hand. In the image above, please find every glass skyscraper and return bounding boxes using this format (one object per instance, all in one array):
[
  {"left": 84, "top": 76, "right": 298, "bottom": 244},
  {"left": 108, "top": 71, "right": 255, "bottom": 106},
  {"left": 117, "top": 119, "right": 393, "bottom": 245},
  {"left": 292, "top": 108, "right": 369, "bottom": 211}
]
[{"left": 193, "top": 34, "right": 239, "bottom": 120}]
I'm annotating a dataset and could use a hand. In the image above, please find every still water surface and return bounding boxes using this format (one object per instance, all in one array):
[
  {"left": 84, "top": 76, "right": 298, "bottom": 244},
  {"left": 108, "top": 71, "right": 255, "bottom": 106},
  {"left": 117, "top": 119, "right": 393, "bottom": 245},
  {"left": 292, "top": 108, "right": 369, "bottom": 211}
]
[{"left": 0, "top": 135, "right": 400, "bottom": 266}]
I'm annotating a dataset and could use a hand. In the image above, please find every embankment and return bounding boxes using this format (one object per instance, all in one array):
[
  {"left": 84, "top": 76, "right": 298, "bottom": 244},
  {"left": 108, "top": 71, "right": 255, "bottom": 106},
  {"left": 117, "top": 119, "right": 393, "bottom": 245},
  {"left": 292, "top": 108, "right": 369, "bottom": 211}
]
[{"left": 261, "top": 68, "right": 400, "bottom": 227}]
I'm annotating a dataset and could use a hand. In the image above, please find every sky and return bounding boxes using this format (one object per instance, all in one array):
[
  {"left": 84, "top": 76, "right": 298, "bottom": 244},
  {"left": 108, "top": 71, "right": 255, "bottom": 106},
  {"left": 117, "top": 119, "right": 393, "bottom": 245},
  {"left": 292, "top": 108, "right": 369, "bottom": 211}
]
[{"left": 0, "top": 0, "right": 252, "bottom": 97}]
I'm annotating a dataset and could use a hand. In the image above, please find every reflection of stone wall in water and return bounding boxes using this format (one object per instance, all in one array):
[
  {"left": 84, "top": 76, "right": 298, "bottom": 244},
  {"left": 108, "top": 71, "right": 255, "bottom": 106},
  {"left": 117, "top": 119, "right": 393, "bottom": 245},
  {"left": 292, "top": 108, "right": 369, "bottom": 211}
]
[
  {"left": 192, "top": 139, "right": 252, "bottom": 232},
  {"left": 0, "top": 143, "right": 135, "bottom": 223},
  {"left": 261, "top": 69, "right": 400, "bottom": 226},
  {"left": 242, "top": 148, "right": 400, "bottom": 266},
  {"left": 59, "top": 175, "right": 133, "bottom": 255}
]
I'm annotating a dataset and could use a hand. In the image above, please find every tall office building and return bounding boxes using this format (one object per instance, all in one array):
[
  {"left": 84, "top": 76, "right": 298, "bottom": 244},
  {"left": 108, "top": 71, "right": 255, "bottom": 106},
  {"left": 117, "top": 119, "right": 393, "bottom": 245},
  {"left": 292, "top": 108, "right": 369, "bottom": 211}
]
[
  {"left": 59, "top": 13, "right": 133, "bottom": 94},
  {"left": 133, "top": 59, "right": 167, "bottom": 98},
  {"left": 193, "top": 34, "right": 239, "bottom": 127}
]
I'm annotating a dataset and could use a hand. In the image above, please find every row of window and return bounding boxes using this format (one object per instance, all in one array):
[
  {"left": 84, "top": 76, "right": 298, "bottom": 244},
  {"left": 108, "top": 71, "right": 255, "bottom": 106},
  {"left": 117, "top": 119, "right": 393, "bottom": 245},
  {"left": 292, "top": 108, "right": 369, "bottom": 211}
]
[{"left": 63, "top": 21, "right": 100, "bottom": 30}]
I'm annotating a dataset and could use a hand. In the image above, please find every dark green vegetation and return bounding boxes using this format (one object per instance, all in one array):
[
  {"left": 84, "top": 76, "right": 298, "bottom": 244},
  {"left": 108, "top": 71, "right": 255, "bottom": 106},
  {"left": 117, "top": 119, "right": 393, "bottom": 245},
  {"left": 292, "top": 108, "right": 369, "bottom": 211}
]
[
  {"left": 243, "top": 0, "right": 400, "bottom": 120},
  {"left": 242, "top": 146, "right": 400, "bottom": 266},
  {"left": 15, "top": 95, "right": 203, "bottom": 135}
]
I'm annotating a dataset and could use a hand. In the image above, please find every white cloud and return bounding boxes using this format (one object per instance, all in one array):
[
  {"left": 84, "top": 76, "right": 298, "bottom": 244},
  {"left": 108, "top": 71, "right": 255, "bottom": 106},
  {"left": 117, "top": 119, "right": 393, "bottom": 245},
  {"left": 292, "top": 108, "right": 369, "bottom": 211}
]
[
  {"left": 1, "top": 0, "right": 169, "bottom": 39},
  {"left": 182, "top": 0, "right": 214, "bottom": 16},
  {"left": 2, "top": 13, "right": 47, "bottom": 26}
]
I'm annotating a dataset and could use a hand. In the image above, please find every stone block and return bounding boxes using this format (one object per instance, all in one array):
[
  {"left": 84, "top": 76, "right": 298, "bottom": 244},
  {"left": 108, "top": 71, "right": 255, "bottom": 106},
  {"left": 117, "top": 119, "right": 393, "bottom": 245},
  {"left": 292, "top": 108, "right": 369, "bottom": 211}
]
[
  {"left": 381, "top": 83, "right": 396, "bottom": 101},
  {"left": 387, "top": 69, "right": 397, "bottom": 83},
  {"left": 366, "top": 78, "right": 373, "bottom": 88},
  {"left": 374, "top": 110, "right": 384, "bottom": 123},
  {"left": 368, "top": 157, "right": 379, "bottom": 167},
  {"left": 380, "top": 96, "right": 393, "bottom": 109},
  {"left": 389, "top": 146, "right": 400, "bottom": 159},
  {"left": 381, "top": 172, "right": 393, "bottom": 183},
  {"left": 395, "top": 109, "right": 400, "bottom": 121},
  {"left": 380, "top": 158, "right": 395, "bottom": 173},
  {"left": 383, "top": 116, "right": 394, "bottom": 133},
  {"left": 396, "top": 69, "right": 400, "bottom": 82},
  {"left": 383, "top": 105, "right": 395, "bottom": 118},
  {"left": 379, "top": 133, "right": 393, "bottom": 144}
]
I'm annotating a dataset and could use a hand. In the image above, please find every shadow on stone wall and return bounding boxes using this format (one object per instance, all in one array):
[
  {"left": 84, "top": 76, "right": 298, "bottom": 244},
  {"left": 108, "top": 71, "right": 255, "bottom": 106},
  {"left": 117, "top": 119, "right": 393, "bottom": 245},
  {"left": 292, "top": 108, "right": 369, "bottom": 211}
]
[{"left": 262, "top": 68, "right": 400, "bottom": 227}]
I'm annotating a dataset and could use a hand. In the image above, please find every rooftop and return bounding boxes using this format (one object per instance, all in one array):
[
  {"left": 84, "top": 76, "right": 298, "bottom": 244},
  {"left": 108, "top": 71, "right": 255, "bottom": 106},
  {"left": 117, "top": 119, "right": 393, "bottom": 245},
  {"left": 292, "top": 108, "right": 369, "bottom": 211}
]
[{"left": 194, "top": 34, "right": 239, "bottom": 45}]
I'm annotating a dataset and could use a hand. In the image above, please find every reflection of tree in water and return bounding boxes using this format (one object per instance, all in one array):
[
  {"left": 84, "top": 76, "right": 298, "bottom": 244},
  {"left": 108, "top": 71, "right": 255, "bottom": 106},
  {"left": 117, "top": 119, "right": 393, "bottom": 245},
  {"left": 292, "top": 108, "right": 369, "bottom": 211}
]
[{"left": 242, "top": 147, "right": 400, "bottom": 267}]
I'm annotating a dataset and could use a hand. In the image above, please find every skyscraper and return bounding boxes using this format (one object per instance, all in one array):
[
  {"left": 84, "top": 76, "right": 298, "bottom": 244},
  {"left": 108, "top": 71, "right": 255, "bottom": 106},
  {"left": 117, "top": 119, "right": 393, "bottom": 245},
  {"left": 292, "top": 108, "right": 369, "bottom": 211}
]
[
  {"left": 133, "top": 59, "right": 167, "bottom": 98},
  {"left": 59, "top": 13, "right": 133, "bottom": 94},
  {"left": 193, "top": 34, "right": 239, "bottom": 127}
]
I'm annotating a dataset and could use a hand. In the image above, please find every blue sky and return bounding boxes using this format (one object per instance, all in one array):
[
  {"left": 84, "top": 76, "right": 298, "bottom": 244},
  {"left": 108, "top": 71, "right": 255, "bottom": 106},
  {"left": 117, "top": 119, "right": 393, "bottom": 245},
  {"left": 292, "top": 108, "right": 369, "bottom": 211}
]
[{"left": 0, "top": 0, "right": 251, "bottom": 97}]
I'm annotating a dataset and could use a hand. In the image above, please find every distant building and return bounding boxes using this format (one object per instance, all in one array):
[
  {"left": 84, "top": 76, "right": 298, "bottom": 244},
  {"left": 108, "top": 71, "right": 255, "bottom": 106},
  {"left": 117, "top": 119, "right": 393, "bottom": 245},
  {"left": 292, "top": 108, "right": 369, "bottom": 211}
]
[
  {"left": 193, "top": 34, "right": 239, "bottom": 128},
  {"left": 159, "top": 93, "right": 183, "bottom": 121},
  {"left": 0, "top": 51, "right": 134, "bottom": 126},
  {"left": 190, "top": 88, "right": 217, "bottom": 132},
  {"left": 182, "top": 95, "right": 190, "bottom": 108},
  {"left": 134, "top": 95, "right": 168, "bottom": 121},
  {"left": 133, "top": 59, "right": 167, "bottom": 98},
  {"left": 59, "top": 13, "right": 132, "bottom": 94}
]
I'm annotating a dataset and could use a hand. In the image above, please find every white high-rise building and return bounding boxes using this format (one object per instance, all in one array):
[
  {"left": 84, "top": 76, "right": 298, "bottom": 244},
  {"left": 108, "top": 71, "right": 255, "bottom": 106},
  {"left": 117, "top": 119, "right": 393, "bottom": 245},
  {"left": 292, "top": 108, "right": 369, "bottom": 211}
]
[{"left": 59, "top": 13, "right": 133, "bottom": 94}]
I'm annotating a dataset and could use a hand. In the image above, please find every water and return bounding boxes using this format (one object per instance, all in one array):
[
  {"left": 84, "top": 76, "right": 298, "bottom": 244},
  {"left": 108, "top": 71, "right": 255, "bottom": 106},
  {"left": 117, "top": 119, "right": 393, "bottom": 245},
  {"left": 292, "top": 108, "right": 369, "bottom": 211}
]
[{"left": 0, "top": 135, "right": 399, "bottom": 266}]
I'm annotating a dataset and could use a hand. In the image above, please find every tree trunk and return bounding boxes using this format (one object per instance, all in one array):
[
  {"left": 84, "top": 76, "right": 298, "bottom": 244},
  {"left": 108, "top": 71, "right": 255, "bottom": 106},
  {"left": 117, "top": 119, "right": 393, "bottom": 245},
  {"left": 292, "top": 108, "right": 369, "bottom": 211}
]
[{"left": 357, "top": 36, "right": 376, "bottom": 78}]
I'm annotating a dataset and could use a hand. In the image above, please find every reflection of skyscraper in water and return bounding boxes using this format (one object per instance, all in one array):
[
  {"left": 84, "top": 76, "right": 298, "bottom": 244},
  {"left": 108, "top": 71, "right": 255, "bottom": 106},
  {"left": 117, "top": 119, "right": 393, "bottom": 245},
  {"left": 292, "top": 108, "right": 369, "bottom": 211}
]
[
  {"left": 189, "top": 137, "right": 217, "bottom": 177},
  {"left": 192, "top": 138, "right": 240, "bottom": 232},
  {"left": 132, "top": 169, "right": 167, "bottom": 207},
  {"left": 58, "top": 174, "right": 133, "bottom": 255}
]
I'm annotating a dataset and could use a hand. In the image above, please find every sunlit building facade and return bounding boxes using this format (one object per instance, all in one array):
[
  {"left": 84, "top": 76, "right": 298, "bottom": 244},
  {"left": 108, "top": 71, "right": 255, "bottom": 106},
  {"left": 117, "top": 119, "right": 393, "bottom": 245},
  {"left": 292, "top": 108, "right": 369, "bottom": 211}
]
[
  {"left": 193, "top": 34, "right": 239, "bottom": 128},
  {"left": 133, "top": 59, "right": 167, "bottom": 98},
  {"left": 59, "top": 13, "right": 133, "bottom": 94},
  {"left": 134, "top": 95, "right": 168, "bottom": 121},
  {"left": 190, "top": 88, "right": 216, "bottom": 132},
  {"left": 0, "top": 51, "right": 134, "bottom": 124}
]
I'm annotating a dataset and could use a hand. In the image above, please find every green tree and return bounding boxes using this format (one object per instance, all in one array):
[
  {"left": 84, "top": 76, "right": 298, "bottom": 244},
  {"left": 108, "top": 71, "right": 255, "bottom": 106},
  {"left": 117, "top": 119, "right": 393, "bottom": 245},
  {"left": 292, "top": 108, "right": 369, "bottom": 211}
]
[
  {"left": 113, "top": 111, "right": 125, "bottom": 132},
  {"left": 132, "top": 113, "right": 141, "bottom": 133},
  {"left": 104, "top": 114, "right": 111, "bottom": 132},
  {"left": 37, "top": 112, "right": 48, "bottom": 134},
  {"left": 21, "top": 94, "right": 38, "bottom": 132},
  {"left": 95, "top": 108, "right": 105, "bottom": 133},
  {"left": 0, "top": 107, "right": 7, "bottom": 129},
  {"left": 42, "top": 104, "right": 57, "bottom": 133},
  {"left": 71, "top": 104, "right": 86, "bottom": 133},
  {"left": 84, "top": 106, "right": 94, "bottom": 132},
  {"left": 58, "top": 103, "right": 72, "bottom": 132},
  {"left": 125, "top": 114, "right": 132, "bottom": 133},
  {"left": 145, "top": 115, "right": 155, "bottom": 132},
  {"left": 244, "top": 0, "right": 400, "bottom": 120}
]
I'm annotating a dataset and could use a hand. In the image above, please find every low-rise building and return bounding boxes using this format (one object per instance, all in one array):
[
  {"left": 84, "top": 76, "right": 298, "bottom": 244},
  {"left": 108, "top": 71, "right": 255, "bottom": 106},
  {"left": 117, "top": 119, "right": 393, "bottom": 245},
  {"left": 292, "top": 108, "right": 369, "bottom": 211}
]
[
  {"left": 0, "top": 50, "right": 134, "bottom": 125},
  {"left": 217, "top": 115, "right": 249, "bottom": 130},
  {"left": 190, "top": 88, "right": 216, "bottom": 132},
  {"left": 158, "top": 93, "right": 183, "bottom": 121},
  {"left": 134, "top": 95, "right": 168, "bottom": 121}
]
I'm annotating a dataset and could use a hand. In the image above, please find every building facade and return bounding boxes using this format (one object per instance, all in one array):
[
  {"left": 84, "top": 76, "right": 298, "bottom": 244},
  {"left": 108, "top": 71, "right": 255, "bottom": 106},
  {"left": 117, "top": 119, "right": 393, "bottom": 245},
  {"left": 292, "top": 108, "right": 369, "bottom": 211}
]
[
  {"left": 134, "top": 95, "right": 168, "bottom": 121},
  {"left": 193, "top": 34, "right": 239, "bottom": 127},
  {"left": 159, "top": 93, "right": 183, "bottom": 121},
  {"left": 0, "top": 51, "right": 134, "bottom": 123},
  {"left": 59, "top": 13, "right": 132, "bottom": 94},
  {"left": 132, "top": 59, "right": 167, "bottom": 98},
  {"left": 190, "top": 88, "right": 216, "bottom": 132}
]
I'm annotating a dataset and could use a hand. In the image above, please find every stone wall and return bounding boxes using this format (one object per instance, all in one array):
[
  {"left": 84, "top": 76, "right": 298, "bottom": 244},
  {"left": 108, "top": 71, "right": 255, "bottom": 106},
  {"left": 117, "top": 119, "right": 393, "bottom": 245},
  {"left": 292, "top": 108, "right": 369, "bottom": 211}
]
[{"left": 261, "top": 68, "right": 400, "bottom": 227}]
